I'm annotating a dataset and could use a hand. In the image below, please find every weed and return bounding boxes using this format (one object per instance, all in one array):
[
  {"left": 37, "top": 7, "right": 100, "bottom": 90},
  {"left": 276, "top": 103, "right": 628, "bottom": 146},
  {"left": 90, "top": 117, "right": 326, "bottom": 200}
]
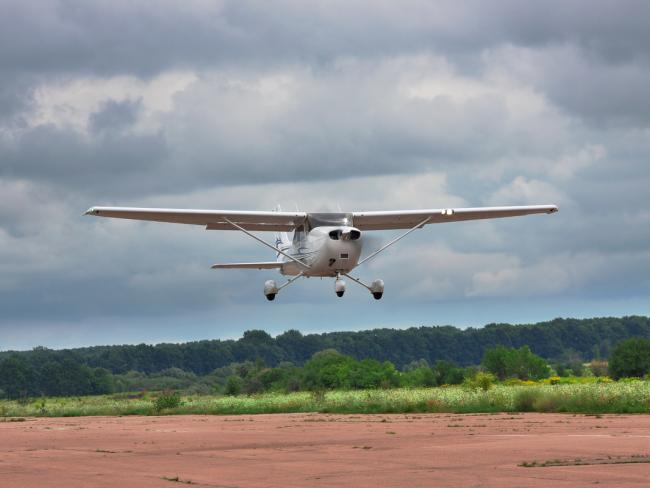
[{"left": 162, "top": 476, "right": 195, "bottom": 484}]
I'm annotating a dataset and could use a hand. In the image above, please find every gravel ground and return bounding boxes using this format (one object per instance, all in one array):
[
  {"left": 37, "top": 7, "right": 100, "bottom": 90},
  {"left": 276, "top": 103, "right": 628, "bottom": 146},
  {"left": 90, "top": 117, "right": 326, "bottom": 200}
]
[{"left": 2, "top": 412, "right": 650, "bottom": 487}]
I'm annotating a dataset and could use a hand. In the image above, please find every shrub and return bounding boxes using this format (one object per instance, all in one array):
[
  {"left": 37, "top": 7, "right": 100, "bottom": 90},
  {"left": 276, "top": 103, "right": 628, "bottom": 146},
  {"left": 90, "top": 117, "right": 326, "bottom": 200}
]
[
  {"left": 514, "top": 389, "right": 540, "bottom": 412},
  {"left": 224, "top": 376, "right": 244, "bottom": 396},
  {"left": 153, "top": 391, "right": 181, "bottom": 412},
  {"left": 589, "top": 360, "right": 608, "bottom": 377},
  {"left": 464, "top": 372, "right": 495, "bottom": 391},
  {"left": 244, "top": 378, "right": 264, "bottom": 395}
]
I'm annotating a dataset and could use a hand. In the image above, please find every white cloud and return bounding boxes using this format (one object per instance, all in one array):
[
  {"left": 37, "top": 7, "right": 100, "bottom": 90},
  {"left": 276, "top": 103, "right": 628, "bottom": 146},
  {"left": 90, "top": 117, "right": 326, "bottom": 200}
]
[
  {"left": 26, "top": 71, "right": 197, "bottom": 133},
  {"left": 486, "top": 176, "right": 568, "bottom": 207}
]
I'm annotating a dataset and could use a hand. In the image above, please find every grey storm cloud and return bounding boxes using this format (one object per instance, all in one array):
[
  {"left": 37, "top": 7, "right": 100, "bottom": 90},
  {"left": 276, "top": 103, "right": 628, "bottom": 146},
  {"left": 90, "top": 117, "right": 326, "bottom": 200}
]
[
  {"left": 2, "top": 1, "right": 650, "bottom": 74},
  {"left": 89, "top": 99, "right": 142, "bottom": 133},
  {"left": 1, "top": 0, "right": 649, "bottom": 350}
]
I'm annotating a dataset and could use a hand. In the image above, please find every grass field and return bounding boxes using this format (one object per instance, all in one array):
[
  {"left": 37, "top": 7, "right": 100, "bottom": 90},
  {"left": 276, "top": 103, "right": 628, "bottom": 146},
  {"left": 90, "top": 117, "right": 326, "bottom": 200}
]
[{"left": 2, "top": 380, "right": 650, "bottom": 417}]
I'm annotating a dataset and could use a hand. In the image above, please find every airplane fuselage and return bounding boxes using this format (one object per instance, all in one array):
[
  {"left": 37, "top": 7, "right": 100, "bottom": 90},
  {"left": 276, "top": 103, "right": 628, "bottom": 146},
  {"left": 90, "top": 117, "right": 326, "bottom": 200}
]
[{"left": 279, "top": 226, "right": 363, "bottom": 277}]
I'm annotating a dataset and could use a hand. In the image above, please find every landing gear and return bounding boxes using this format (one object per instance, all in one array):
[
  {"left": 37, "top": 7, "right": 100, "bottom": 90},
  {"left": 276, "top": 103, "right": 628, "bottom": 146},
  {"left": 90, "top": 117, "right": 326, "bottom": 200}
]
[
  {"left": 340, "top": 273, "right": 384, "bottom": 300},
  {"left": 264, "top": 280, "right": 279, "bottom": 301},
  {"left": 370, "top": 279, "right": 384, "bottom": 300},
  {"left": 335, "top": 276, "right": 346, "bottom": 297},
  {"left": 263, "top": 273, "right": 305, "bottom": 301}
]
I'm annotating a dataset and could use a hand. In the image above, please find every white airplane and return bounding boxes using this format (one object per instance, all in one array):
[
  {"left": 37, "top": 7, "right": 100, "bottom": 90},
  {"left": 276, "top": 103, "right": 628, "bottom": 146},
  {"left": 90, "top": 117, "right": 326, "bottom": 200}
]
[{"left": 85, "top": 204, "right": 558, "bottom": 300}]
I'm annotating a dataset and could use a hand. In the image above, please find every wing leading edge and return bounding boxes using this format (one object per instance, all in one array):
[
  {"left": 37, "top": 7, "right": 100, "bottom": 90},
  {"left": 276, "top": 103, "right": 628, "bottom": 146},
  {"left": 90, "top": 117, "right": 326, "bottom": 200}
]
[
  {"left": 85, "top": 204, "right": 557, "bottom": 232},
  {"left": 85, "top": 207, "right": 306, "bottom": 232},
  {"left": 352, "top": 205, "right": 558, "bottom": 230},
  {"left": 211, "top": 262, "right": 283, "bottom": 270}
]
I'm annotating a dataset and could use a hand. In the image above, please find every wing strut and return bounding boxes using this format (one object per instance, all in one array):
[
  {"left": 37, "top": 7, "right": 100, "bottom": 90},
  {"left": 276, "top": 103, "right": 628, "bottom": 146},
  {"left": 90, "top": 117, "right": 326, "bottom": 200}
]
[
  {"left": 223, "top": 218, "right": 311, "bottom": 270},
  {"left": 277, "top": 271, "right": 306, "bottom": 292},
  {"left": 357, "top": 216, "right": 431, "bottom": 266}
]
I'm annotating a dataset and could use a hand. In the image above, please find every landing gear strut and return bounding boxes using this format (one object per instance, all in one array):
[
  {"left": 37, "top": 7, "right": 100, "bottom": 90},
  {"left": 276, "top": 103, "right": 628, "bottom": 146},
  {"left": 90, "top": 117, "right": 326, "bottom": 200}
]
[{"left": 341, "top": 273, "right": 384, "bottom": 300}]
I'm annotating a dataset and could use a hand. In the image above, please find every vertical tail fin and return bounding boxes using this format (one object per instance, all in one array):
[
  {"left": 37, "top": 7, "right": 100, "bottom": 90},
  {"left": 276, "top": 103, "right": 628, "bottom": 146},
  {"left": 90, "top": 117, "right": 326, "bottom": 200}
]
[{"left": 273, "top": 205, "right": 291, "bottom": 250}]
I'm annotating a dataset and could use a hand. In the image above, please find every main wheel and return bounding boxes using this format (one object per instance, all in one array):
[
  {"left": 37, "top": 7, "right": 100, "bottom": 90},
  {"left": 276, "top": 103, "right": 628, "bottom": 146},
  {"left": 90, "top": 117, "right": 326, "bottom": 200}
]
[
  {"left": 336, "top": 291, "right": 344, "bottom": 297},
  {"left": 265, "top": 293, "right": 276, "bottom": 301},
  {"left": 372, "top": 292, "right": 383, "bottom": 300}
]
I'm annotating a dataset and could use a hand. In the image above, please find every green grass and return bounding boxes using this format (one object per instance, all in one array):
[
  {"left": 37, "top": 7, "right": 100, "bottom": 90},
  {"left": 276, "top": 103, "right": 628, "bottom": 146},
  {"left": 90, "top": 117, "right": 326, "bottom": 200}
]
[{"left": 2, "top": 381, "right": 650, "bottom": 418}]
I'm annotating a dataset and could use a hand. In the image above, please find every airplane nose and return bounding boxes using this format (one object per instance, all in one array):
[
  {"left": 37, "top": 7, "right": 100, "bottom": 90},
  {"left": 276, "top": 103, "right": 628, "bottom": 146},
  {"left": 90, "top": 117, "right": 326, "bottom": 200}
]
[
  {"left": 341, "top": 229, "right": 361, "bottom": 241},
  {"left": 328, "top": 227, "right": 361, "bottom": 241}
]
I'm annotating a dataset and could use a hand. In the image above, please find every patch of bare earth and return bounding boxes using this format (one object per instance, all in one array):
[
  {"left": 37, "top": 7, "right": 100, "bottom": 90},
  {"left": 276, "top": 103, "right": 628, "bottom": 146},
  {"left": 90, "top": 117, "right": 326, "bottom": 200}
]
[{"left": 2, "top": 413, "right": 650, "bottom": 487}]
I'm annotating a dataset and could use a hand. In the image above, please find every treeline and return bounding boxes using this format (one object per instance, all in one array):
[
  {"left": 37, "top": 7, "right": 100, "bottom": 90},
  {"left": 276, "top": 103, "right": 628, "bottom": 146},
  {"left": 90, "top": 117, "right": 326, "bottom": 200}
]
[
  {"left": 2, "top": 338, "right": 650, "bottom": 400},
  {"left": 0, "top": 349, "right": 467, "bottom": 399},
  {"left": 1, "top": 317, "right": 648, "bottom": 376}
]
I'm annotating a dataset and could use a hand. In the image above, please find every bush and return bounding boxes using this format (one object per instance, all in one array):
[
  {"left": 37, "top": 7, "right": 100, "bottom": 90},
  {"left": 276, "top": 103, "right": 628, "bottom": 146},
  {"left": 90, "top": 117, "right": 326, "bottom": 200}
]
[
  {"left": 464, "top": 372, "right": 495, "bottom": 391},
  {"left": 588, "top": 360, "right": 609, "bottom": 377},
  {"left": 514, "top": 389, "right": 540, "bottom": 412},
  {"left": 153, "top": 391, "right": 182, "bottom": 412},
  {"left": 224, "top": 376, "right": 244, "bottom": 396}
]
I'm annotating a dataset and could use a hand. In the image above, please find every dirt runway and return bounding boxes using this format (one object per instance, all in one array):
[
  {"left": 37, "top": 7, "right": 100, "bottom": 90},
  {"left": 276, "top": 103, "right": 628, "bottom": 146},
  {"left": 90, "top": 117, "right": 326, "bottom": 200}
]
[{"left": 2, "top": 413, "right": 650, "bottom": 487}]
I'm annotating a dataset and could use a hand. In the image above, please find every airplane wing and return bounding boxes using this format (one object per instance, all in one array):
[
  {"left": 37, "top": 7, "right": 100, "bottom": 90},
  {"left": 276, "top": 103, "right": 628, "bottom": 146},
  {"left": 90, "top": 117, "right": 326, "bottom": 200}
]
[
  {"left": 211, "top": 262, "right": 283, "bottom": 269},
  {"left": 352, "top": 205, "right": 558, "bottom": 230},
  {"left": 85, "top": 207, "right": 306, "bottom": 232}
]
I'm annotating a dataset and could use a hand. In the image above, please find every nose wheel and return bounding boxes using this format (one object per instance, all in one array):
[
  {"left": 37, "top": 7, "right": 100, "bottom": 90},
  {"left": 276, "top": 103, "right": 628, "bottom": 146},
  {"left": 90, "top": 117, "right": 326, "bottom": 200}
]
[{"left": 335, "top": 276, "right": 346, "bottom": 297}]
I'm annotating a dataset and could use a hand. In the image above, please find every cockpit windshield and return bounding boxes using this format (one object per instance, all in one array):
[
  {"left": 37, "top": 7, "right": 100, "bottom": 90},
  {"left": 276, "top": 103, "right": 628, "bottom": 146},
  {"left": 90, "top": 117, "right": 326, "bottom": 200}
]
[{"left": 306, "top": 213, "right": 352, "bottom": 230}]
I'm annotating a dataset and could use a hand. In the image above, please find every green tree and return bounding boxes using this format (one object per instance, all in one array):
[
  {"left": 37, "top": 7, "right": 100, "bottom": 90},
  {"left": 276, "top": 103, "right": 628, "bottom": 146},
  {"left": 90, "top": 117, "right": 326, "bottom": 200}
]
[
  {"left": 90, "top": 368, "right": 115, "bottom": 394},
  {"left": 0, "top": 355, "right": 36, "bottom": 399},
  {"left": 609, "top": 338, "right": 650, "bottom": 379},
  {"left": 482, "top": 346, "right": 550, "bottom": 380},
  {"left": 432, "top": 360, "right": 465, "bottom": 385},
  {"left": 349, "top": 359, "right": 398, "bottom": 389},
  {"left": 482, "top": 346, "right": 511, "bottom": 380},
  {"left": 401, "top": 366, "right": 436, "bottom": 387},
  {"left": 303, "top": 349, "right": 354, "bottom": 390}
]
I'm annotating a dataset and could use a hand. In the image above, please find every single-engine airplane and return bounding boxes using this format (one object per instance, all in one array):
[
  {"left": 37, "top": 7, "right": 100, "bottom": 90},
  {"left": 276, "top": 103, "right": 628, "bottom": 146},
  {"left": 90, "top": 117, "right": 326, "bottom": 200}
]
[{"left": 85, "top": 204, "right": 558, "bottom": 300}]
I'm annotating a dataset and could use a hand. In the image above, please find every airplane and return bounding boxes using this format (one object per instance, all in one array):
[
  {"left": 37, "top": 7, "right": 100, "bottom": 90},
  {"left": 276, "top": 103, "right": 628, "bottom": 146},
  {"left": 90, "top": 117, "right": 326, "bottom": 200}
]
[{"left": 85, "top": 204, "right": 558, "bottom": 301}]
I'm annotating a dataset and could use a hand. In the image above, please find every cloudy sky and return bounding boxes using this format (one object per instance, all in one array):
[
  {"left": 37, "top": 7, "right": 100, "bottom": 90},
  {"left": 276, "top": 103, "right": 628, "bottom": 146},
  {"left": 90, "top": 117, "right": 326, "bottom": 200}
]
[{"left": 1, "top": 0, "right": 649, "bottom": 350}]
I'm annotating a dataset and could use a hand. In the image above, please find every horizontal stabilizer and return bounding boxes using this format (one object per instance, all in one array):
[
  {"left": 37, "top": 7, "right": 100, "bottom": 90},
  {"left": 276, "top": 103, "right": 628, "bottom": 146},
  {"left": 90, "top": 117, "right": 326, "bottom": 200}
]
[{"left": 211, "top": 262, "right": 283, "bottom": 270}]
